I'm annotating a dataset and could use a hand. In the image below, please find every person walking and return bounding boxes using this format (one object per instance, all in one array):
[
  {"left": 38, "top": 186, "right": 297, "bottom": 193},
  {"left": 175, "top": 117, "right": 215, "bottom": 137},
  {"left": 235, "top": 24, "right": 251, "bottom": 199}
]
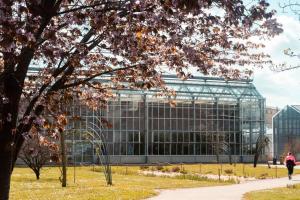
[{"left": 284, "top": 152, "right": 296, "bottom": 180}]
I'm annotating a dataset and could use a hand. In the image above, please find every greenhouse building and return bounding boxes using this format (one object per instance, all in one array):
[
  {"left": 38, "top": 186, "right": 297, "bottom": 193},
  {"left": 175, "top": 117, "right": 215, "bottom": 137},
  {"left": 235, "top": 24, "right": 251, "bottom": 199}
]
[
  {"left": 273, "top": 105, "right": 300, "bottom": 160},
  {"left": 64, "top": 75, "right": 265, "bottom": 164}
]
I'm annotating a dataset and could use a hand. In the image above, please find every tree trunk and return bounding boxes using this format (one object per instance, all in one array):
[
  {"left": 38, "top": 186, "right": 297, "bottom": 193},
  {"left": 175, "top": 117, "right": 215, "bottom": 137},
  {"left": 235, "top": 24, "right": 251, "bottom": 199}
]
[
  {"left": 0, "top": 72, "right": 24, "bottom": 199},
  {"left": 60, "top": 131, "right": 67, "bottom": 187},
  {"left": 0, "top": 152, "right": 12, "bottom": 200},
  {"left": 228, "top": 145, "right": 232, "bottom": 165},
  {"left": 34, "top": 169, "right": 40, "bottom": 180},
  {"left": 267, "top": 160, "right": 271, "bottom": 169},
  {"left": 253, "top": 153, "right": 259, "bottom": 168},
  {"left": 215, "top": 144, "right": 220, "bottom": 163},
  {"left": 229, "top": 154, "right": 232, "bottom": 165}
]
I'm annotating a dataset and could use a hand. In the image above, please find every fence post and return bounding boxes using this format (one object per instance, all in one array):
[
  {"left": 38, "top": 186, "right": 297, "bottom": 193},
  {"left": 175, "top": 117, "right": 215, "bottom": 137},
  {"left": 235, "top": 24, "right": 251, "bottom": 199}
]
[
  {"left": 234, "top": 164, "right": 236, "bottom": 176},
  {"left": 243, "top": 164, "right": 245, "bottom": 177},
  {"left": 218, "top": 169, "right": 221, "bottom": 182}
]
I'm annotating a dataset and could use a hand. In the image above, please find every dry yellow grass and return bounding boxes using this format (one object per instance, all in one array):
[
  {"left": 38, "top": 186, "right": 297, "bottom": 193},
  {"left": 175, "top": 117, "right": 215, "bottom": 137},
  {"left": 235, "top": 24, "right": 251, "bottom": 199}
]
[
  {"left": 243, "top": 184, "right": 300, "bottom": 200},
  {"left": 10, "top": 166, "right": 230, "bottom": 200},
  {"left": 10, "top": 164, "right": 296, "bottom": 200},
  {"left": 110, "top": 164, "right": 298, "bottom": 179}
]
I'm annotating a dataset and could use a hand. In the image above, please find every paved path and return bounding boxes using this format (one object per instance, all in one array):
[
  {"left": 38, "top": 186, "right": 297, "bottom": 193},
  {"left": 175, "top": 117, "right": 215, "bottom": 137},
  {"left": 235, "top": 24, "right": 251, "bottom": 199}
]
[{"left": 149, "top": 174, "right": 300, "bottom": 200}]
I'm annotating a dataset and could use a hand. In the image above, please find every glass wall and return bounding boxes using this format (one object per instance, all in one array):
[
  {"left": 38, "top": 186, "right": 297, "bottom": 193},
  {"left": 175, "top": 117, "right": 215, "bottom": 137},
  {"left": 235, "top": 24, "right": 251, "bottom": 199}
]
[
  {"left": 64, "top": 76, "right": 265, "bottom": 163},
  {"left": 273, "top": 105, "right": 300, "bottom": 159}
]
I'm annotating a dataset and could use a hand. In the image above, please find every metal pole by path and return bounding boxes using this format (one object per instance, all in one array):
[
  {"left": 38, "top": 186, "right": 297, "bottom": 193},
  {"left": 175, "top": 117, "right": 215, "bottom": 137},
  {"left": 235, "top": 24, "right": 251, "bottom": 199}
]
[{"left": 73, "top": 130, "right": 76, "bottom": 184}]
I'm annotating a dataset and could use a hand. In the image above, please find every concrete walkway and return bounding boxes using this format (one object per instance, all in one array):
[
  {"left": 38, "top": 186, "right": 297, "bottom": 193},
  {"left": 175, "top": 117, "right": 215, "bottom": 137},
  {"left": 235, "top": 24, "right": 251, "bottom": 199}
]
[{"left": 148, "top": 174, "right": 300, "bottom": 200}]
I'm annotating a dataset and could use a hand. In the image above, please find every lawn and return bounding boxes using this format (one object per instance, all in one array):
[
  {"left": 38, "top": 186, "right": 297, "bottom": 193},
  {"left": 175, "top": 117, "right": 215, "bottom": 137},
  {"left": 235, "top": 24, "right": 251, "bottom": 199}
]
[
  {"left": 10, "top": 164, "right": 297, "bottom": 200},
  {"left": 243, "top": 184, "right": 300, "bottom": 200},
  {"left": 10, "top": 166, "right": 230, "bottom": 200},
  {"left": 109, "top": 164, "right": 300, "bottom": 179},
  {"left": 175, "top": 164, "right": 300, "bottom": 179}
]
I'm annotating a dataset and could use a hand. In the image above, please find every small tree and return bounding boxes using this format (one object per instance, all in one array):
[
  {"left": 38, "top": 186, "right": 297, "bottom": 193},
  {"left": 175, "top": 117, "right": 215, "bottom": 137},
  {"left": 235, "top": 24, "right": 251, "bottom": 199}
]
[
  {"left": 212, "top": 139, "right": 232, "bottom": 164},
  {"left": 280, "top": 135, "right": 300, "bottom": 162},
  {"left": 253, "top": 135, "right": 270, "bottom": 167},
  {"left": 19, "top": 125, "right": 59, "bottom": 180}
]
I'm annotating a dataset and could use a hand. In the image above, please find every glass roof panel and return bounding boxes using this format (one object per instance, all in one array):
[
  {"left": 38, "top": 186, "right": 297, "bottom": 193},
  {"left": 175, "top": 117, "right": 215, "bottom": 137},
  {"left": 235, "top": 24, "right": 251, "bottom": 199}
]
[{"left": 28, "top": 68, "right": 263, "bottom": 100}]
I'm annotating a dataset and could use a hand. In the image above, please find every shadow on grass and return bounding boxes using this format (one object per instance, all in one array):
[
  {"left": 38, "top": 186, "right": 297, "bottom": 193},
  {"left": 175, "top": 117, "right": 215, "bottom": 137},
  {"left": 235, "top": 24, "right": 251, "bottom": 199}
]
[{"left": 12, "top": 177, "right": 59, "bottom": 182}]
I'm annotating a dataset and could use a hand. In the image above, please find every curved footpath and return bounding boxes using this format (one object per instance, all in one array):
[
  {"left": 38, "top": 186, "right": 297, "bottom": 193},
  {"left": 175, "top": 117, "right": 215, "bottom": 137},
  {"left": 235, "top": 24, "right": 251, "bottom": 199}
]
[{"left": 148, "top": 174, "right": 300, "bottom": 200}]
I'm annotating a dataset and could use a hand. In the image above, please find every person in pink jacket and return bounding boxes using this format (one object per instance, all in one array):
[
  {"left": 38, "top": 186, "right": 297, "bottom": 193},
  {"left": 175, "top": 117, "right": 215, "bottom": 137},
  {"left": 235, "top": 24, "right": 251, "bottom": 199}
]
[{"left": 284, "top": 152, "right": 296, "bottom": 180}]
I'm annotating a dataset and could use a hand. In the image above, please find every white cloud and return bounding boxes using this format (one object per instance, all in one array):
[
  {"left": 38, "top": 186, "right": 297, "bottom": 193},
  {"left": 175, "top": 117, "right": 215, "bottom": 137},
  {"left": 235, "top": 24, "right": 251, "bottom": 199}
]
[
  {"left": 265, "top": 15, "right": 300, "bottom": 63},
  {"left": 253, "top": 15, "right": 300, "bottom": 108}
]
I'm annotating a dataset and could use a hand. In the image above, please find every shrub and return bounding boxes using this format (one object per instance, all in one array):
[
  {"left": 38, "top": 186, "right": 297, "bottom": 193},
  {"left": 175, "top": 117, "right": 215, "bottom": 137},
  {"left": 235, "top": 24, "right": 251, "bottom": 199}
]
[
  {"left": 156, "top": 165, "right": 164, "bottom": 171},
  {"left": 161, "top": 168, "right": 170, "bottom": 172},
  {"left": 287, "top": 184, "right": 296, "bottom": 189},
  {"left": 93, "top": 168, "right": 104, "bottom": 173},
  {"left": 180, "top": 170, "right": 187, "bottom": 174},
  {"left": 175, "top": 174, "right": 236, "bottom": 184},
  {"left": 171, "top": 166, "right": 180, "bottom": 172},
  {"left": 140, "top": 166, "right": 149, "bottom": 170},
  {"left": 163, "top": 168, "right": 170, "bottom": 173},
  {"left": 258, "top": 173, "right": 268, "bottom": 179},
  {"left": 224, "top": 169, "right": 233, "bottom": 175}
]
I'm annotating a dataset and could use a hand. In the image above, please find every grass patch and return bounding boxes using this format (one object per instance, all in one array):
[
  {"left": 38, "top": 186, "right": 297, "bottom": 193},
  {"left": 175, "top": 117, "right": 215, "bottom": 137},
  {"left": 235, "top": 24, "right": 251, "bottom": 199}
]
[
  {"left": 243, "top": 184, "right": 300, "bottom": 200},
  {"left": 10, "top": 166, "right": 230, "bottom": 200},
  {"left": 93, "top": 164, "right": 296, "bottom": 179},
  {"left": 11, "top": 164, "right": 296, "bottom": 200},
  {"left": 161, "top": 164, "right": 300, "bottom": 179}
]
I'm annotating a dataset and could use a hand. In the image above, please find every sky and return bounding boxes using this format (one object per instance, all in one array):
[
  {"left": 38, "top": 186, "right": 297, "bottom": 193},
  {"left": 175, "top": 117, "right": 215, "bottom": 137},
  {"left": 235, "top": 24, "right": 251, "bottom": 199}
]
[
  {"left": 252, "top": 0, "right": 300, "bottom": 108},
  {"left": 184, "top": 0, "right": 300, "bottom": 108}
]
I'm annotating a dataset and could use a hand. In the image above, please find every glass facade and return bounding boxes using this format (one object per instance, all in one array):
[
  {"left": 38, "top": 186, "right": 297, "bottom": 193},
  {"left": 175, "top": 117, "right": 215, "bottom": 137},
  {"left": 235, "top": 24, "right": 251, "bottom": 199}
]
[
  {"left": 64, "top": 76, "right": 265, "bottom": 163},
  {"left": 273, "top": 105, "right": 300, "bottom": 159}
]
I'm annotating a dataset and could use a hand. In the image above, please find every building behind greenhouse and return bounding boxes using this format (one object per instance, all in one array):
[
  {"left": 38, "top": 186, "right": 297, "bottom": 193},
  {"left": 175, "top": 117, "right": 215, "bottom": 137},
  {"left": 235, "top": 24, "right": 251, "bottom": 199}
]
[
  {"left": 273, "top": 105, "right": 300, "bottom": 160},
  {"left": 64, "top": 75, "right": 265, "bottom": 164}
]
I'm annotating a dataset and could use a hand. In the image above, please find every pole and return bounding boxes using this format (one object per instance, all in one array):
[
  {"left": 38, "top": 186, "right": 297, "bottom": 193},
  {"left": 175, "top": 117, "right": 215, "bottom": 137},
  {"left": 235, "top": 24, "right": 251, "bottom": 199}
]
[
  {"left": 60, "top": 130, "right": 67, "bottom": 187},
  {"left": 73, "top": 131, "right": 76, "bottom": 183},
  {"left": 199, "top": 163, "right": 202, "bottom": 174}
]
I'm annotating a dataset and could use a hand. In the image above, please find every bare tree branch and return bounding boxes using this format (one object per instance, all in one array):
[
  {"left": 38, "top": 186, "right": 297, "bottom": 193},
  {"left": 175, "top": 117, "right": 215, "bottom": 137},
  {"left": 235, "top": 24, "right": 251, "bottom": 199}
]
[{"left": 59, "top": 63, "right": 143, "bottom": 90}]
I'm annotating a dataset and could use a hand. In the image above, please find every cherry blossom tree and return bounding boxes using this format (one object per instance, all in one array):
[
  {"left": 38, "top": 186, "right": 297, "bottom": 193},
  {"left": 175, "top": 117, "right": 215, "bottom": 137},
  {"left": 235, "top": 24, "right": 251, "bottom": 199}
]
[
  {"left": 0, "top": 0, "right": 282, "bottom": 199},
  {"left": 19, "top": 125, "right": 59, "bottom": 180}
]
